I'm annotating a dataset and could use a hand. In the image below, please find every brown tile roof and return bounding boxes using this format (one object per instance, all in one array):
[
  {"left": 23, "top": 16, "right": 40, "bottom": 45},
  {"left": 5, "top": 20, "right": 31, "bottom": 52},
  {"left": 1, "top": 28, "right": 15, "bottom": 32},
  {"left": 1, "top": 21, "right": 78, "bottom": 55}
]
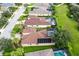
[
  {"left": 22, "top": 27, "right": 36, "bottom": 34},
  {"left": 25, "top": 17, "right": 50, "bottom": 25},
  {"left": 21, "top": 30, "right": 48, "bottom": 44}
]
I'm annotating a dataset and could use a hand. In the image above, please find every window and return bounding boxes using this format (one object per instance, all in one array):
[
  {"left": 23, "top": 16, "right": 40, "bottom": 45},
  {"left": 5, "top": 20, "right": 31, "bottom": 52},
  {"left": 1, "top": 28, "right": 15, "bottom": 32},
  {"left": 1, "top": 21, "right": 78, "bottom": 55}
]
[{"left": 37, "top": 38, "right": 51, "bottom": 43}]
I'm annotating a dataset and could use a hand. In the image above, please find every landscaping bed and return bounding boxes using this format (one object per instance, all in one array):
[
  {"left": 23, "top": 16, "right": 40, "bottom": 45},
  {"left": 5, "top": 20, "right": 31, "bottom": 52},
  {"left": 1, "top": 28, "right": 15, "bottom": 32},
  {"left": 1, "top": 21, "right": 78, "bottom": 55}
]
[
  {"left": 18, "top": 14, "right": 28, "bottom": 21},
  {"left": 12, "top": 24, "right": 23, "bottom": 34}
]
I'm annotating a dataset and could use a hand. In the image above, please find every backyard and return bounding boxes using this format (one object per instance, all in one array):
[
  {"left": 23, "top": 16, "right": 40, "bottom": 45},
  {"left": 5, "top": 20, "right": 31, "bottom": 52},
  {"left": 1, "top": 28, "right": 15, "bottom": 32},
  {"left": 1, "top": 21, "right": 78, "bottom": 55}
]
[
  {"left": 54, "top": 4, "right": 79, "bottom": 55},
  {"left": 23, "top": 45, "right": 53, "bottom": 53}
]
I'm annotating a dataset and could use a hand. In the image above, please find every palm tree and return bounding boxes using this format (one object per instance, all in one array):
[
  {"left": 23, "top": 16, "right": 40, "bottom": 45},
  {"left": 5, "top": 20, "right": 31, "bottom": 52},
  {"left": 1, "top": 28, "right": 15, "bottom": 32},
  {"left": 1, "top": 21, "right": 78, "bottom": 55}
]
[{"left": 11, "top": 38, "right": 21, "bottom": 48}]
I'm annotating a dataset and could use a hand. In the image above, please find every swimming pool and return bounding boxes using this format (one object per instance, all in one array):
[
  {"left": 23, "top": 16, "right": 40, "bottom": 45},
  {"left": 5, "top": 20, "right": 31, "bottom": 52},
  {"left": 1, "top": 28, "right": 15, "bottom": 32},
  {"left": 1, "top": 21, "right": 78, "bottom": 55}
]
[{"left": 54, "top": 50, "right": 66, "bottom": 56}]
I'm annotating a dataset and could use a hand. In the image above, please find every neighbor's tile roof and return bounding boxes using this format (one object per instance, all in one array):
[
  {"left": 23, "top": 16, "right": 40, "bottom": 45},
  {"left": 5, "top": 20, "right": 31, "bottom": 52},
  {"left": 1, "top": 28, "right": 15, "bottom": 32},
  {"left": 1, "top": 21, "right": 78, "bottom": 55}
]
[
  {"left": 22, "top": 27, "right": 36, "bottom": 33},
  {"left": 25, "top": 17, "right": 50, "bottom": 25},
  {"left": 33, "top": 3, "right": 50, "bottom": 8},
  {"left": 29, "top": 3, "right": 51, "bottom": 16},
  {"left": 29, "top": 9, "right": 51, "bottom": 15},
  {"left": 21, "top": 30, "right": 48, "bottom": 44}
]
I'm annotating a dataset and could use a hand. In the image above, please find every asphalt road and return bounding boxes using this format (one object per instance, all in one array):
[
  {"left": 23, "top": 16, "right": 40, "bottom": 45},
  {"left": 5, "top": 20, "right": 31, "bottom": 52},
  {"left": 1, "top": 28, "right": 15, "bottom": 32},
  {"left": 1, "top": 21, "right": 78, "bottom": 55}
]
[{"left": 0, "top": 4, "right": 26, "bottom": 39}]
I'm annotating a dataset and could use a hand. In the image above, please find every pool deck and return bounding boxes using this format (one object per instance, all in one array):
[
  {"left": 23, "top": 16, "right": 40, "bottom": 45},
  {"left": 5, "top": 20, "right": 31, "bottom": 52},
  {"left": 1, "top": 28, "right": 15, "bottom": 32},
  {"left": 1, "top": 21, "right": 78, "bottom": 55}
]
[{"left": 25, "top": 49, "right": 54, "bottom": 56}]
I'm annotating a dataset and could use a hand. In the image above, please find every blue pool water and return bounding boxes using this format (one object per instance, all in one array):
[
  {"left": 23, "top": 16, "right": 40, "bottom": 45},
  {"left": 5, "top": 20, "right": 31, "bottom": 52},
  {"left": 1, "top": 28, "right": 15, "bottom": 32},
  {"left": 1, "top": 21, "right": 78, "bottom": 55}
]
[{"left": 54, "top": 50, "right": 65, "bottom": 56}]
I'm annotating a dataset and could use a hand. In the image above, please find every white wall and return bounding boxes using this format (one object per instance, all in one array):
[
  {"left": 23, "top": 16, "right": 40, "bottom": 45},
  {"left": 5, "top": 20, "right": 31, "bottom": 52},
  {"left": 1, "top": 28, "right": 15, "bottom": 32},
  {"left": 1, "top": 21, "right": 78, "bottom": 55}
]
[
  {"left": 29, "top": 13, "right": 51, "bottom": 16},
  {"left": 27, "top": 25, "right": 51, "bottom": 28},
  {"left": 22, "top": 43, "right": 55, "bottom": 46}
]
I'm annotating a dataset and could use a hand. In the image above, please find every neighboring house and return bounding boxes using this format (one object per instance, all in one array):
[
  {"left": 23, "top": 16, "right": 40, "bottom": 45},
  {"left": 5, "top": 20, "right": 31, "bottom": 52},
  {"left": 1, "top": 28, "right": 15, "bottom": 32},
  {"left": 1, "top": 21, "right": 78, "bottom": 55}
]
[
  {"left": 29, "top": 3, "right": 52, "bottom": 16},
  {"left": 21, "top": 28, "right": 55, "bottom": 46},
  {"left": 24, "top": 17, "right": 55, "bottom": 28},
  {"left": 0, "top": 3, "right": 15, "bottom": 17},
  {"left": 0, "top": 3, "right": 15, "bottom": 12}
]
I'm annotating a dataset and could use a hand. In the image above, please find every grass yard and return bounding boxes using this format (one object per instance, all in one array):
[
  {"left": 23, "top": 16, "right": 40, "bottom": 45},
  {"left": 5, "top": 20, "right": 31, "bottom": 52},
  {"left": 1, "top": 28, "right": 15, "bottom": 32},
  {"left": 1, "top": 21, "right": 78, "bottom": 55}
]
[
  {"left": 23, "top": 45, "right": 53, "bottom": 53},
  {"left": 54, "top": 4, "right": 79, "bottom": 55}
]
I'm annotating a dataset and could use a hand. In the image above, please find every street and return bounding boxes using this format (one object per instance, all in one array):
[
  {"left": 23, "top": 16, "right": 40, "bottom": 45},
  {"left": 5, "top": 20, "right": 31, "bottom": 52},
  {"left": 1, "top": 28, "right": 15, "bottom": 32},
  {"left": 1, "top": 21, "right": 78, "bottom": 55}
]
[{"left": 0, "top": 4, "right": 26, "bottom": 39}]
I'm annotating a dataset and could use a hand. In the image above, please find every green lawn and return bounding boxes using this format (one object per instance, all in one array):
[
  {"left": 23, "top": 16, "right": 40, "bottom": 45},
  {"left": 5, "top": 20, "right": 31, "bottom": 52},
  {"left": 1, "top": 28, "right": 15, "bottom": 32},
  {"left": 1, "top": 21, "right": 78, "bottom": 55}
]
[
  {"left": 23, "top": 45, "right": 53, "bottom": 53},
  {"left": 55, "top": 4, "right": 79, "bottom": 55}
]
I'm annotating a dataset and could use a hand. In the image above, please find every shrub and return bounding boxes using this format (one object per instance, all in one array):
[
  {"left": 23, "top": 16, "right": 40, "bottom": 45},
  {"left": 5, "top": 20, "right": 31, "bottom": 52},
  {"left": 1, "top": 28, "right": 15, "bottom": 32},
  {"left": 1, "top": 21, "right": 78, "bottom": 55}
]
[
  {"left": 2, "top": 11, "right": 12, "bottom": 19},
  {"left": 10, "top": 48, "right": 24, "bottom": 56},
  {"left": 18, "top": 15, "right": 28, "bottom": 21},
  {"left": 12, "top": 24, "right": 23, "bottom": 34},
  {"left": 9, "top": 7, "right": 18, "bottom": 13},
  {"left": 15, "top": 3, "right": 22, "bottom": 6}
]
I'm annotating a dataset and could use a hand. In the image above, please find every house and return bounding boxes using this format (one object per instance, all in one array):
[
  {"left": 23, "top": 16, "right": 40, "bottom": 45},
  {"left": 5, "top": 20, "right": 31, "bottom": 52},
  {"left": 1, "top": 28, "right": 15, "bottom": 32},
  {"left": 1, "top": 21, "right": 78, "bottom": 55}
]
[
  {"left": 0, "top": 3, "right": 15, "bottom": 18},
  {"left": 0, "top": 3, "right": 15, "bottom": 12},
  {"left": 24, "top": 17, "right": 55, "bottom": 28},
  {"left": 21, "top": 29, "right": 55, "bottom": 46},
  {"left": 29, "top": 3, "right": 52, "bottom": 16}
]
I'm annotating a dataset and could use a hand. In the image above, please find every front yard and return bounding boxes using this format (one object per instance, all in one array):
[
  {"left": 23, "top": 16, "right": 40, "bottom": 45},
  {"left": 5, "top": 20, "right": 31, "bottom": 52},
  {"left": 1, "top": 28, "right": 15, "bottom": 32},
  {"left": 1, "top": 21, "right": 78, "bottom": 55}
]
[{"left": 54, "top": 4, "right": 79, "bottom": 55}]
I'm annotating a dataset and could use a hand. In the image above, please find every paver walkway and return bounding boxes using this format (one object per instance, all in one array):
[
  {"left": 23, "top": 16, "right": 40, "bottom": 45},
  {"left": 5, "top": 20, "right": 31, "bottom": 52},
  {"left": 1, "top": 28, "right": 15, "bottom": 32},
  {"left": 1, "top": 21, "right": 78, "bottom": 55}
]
[{"left": 25, "top": 49, "right": 54, "bottom": 56}]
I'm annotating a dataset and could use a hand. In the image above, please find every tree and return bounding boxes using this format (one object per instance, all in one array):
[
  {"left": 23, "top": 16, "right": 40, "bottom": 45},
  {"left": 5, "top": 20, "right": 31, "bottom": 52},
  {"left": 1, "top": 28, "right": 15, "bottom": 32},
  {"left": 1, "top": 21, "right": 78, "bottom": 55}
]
[
  {"left": 12, "top": 38, "right": 21, "bottom": 48},
  {"left": 0, "top": 17, "right": 7, "bottom": 28},
  {"left": 15, "top": 3, "right": 22, "bottom": 6},
  {"left": 0, "top": 38, "right": 15, "bottom": 52},
  {"left": 9, "top": 7, "right": 17, "bottom": 13},
  {"left": 68, "top": 4, "right": 79, "bottom": 21},
  {"left": 2, "top": 11, "right": 12, "bottom": 19},
  {"left": 51, "top": 28, "right": 71, "bottom": 49},
  {"left": 67, "top": 4, "right": 79, "bottom": 31}
]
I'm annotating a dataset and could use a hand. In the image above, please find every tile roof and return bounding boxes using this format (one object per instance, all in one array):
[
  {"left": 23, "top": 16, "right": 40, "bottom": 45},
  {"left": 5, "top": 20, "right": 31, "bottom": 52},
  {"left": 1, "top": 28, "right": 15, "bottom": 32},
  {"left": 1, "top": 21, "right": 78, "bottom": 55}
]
[
  {"left": 33, "top": 3, "right": 50, "bottom": 8},
  {"left": 29, "top": 3, "right": 51, "bottom": 16},
  {"left": 25, "top": 17, "right": 50, "bottom": 25},
  {"left": 21, "top": 30, "right": 48, "bottom": 44},
  {"left": 29, "top": 9, "right": 51, "bottom": 15},
  {"left": 22, "top": 27, "right": 36, "bottom": 33}
]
